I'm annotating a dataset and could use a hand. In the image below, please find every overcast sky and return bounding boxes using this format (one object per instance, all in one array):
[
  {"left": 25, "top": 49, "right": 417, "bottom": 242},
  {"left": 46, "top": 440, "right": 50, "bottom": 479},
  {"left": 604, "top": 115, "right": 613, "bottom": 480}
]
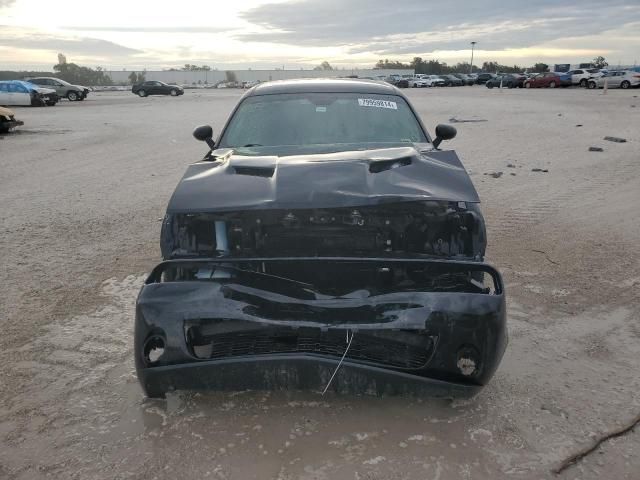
[{"left": 1, "top": 0, "right": 639, "bottom": 69}]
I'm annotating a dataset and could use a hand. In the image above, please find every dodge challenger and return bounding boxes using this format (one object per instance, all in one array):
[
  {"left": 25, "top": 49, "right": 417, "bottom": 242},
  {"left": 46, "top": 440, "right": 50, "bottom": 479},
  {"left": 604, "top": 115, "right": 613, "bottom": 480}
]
[{"left": 135, "top": 79, "right": 507, "bottom": 398}]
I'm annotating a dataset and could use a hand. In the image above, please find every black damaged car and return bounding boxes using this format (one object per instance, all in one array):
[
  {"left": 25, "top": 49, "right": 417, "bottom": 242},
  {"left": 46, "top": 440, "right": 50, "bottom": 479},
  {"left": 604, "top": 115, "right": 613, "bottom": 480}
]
[{"left": 135, "top": 79, "right": 507, "bottom": 398}]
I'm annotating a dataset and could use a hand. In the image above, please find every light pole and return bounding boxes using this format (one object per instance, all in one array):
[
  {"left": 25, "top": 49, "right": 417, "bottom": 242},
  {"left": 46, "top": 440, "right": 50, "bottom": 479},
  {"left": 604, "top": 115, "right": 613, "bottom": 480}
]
[{"left": 470, "top": 41, "right": 477, "bottom": 74}]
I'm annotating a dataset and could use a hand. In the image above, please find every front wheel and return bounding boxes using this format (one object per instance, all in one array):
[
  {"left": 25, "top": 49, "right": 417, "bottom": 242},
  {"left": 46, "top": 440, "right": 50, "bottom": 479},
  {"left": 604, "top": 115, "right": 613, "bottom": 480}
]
[
  {"left": 525, "top": 82, "right": 531, "bottom": 88},
  {"left": 487, "top": 83, "right": 494, "bottom": 89},
  {"left": 138, "top": 90, "right": 147, "bottom": 97},
  {"left": 549, "top": 81, "right": 556, "bottom": 88},
  {"left": 621, "top": 81, "right": 630, "bottom": 89},
  {"left": 588, "top": 81, "right": 597, "bottom": 89},
  {"left": 67, "top": 91, "right": 79, "bottom": 101},
  {"left": 580, "top": 79, "right": 587, "bottom": 88},
  {"left": 170, "top": 89, "right": 178, "bottom": 96}
]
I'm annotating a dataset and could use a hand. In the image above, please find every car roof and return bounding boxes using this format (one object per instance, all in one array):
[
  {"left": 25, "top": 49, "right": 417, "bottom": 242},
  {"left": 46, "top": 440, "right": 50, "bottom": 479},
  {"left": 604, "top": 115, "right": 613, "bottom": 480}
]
[{"left": 248, "top": 78, "right": 399, "bottom": 96}]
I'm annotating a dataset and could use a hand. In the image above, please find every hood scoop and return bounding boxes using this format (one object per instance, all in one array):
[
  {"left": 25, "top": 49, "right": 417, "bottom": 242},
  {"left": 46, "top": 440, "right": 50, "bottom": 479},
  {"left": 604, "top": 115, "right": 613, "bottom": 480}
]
[
  {"left": 233, "top": 166, "right": 275, "bottom": 178},
  {"left": 368, "top": 156, "right": 413, "bottom": 173}
]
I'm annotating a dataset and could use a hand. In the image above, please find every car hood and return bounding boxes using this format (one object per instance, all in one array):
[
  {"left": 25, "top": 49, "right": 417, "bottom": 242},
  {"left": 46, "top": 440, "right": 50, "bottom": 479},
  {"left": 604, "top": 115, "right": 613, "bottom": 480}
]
[
  {"left": 33, "top": 86, "right": 56, "bottom": 94},
  {"left": 167, "top": 145, "right": 480, "bottom": 213}
]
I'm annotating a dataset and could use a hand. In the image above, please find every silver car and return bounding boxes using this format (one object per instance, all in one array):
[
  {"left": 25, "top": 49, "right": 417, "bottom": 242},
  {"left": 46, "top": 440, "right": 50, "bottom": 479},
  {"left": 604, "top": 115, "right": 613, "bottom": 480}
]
[
  {"left": 587, "top": 70, "right": 640, "bottom": 89},
  {"left": 27, "top": 77, "right": 89, "bottom": 101}
]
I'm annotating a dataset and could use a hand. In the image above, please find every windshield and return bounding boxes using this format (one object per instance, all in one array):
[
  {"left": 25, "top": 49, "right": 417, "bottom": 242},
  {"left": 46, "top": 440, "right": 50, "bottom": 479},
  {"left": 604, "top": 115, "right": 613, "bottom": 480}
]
[{"left": 219, "top": 92, "right": 427, "bottom": 150}]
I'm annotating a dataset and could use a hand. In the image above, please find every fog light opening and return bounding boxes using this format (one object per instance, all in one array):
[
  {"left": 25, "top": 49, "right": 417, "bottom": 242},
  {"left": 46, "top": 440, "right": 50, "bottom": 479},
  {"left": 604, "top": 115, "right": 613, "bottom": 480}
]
[
  {"left": 143, "top": 336, "right": 165, "bottom": 365},
  {"left": 457, "top": 345, "right": 480, "bottom": 377}
]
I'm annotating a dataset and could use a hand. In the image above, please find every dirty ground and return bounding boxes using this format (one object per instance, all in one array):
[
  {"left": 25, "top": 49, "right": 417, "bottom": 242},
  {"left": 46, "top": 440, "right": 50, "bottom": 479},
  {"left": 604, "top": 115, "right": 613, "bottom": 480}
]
[{"left": 1, "top": 87, "right": 638, "bottom": 479}]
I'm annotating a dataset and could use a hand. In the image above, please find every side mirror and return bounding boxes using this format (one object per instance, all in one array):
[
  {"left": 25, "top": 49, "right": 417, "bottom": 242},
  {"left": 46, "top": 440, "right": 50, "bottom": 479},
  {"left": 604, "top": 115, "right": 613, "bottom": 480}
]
[
  {"left": 193, "top": 125, "right": 216, "bottom": 150},
  {"left": 432, "top": 124, "right": 457, "bottom": 148}
]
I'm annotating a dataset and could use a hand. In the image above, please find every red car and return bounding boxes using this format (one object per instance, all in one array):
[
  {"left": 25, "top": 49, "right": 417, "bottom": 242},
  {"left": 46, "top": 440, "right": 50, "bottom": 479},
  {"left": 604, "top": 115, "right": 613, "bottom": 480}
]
[{"left": 523, "top": 73, "right": 563, "bottom": 88}]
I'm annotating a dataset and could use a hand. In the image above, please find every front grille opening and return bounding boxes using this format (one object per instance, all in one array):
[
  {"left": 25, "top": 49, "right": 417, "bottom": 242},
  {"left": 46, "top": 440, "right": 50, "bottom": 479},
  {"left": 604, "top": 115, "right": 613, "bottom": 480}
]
[{"left": 185, "top": 323, "right": 436, "bottom": 370}]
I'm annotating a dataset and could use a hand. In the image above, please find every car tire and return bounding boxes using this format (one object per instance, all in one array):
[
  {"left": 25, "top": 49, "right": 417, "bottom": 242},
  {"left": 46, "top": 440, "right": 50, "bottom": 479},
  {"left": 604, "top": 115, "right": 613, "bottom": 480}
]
[
  {"left": 46, "top": 101, "right": 56, "bottom": 106},
  {"left": 588, "top": 81, "right": 597, "bottom": 89},
  {"left": 487, "top": 83, "right": 493, "bottom": 89},
  {"left": 170, "top": 89, "right": 179, "bottom": 96},
  {"left": 525, "top": 82, "right": 531, "bottom": 88},
  {"left": 67, "top": 91, "right": 79, "bottom": 101},
  {"left": 549, "top": 81, "right": 556, "bottom": 88},
  {"left": 580, "top": 79, "right": 587, "bottom": 88},
  {"left": 138, "top": 90, "right": 147, "bottom": 97},
  {"left": 621, "top": 81, "right": 630, "bottom": 89}
]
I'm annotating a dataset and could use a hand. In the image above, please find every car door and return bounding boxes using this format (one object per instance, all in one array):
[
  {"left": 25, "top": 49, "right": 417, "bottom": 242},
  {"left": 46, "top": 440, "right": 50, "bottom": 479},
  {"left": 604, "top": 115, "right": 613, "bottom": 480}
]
[
  {"left": 0, "top": 83, "right": 11, "bottom": 105},
  {"left": 608, "top": 72, "right": 623, "bottom": 88},
  {"left": 8, "top": 82, "right": 31, "bottom": 105}
]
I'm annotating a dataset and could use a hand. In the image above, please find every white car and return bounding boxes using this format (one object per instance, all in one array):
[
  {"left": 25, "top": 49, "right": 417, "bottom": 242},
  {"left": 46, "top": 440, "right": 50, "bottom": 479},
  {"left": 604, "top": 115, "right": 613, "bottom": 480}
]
[
  {"left": 566, "top": 68, "right": 602, "bottom": 87},
  {"left": 587, "top": 70, "right": 640, "bottom": 89},
  {"left": 0, "top": 80, "right": 58, "bottom": 106},
  {"left": 408, "top": 77, "right": 431, "bottom": 88}
]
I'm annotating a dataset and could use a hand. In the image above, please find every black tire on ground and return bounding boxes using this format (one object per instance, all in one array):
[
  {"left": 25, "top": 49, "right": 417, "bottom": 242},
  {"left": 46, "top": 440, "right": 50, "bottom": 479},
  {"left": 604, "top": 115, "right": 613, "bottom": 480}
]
[
  {"left": 138, "top": 90, "right": 147, "bottom": 97},
  {"left": 621, "top": 81, "right": 630, "bottom": 89},
  {"left": 588, "top": 81, "right": 597, "bottom": 89},
  {"left": 549, "top": 81, "right": 556, "bottom": 88},
  {"left": 580, "top": 79, "right": 587, "bottom": 87},
  {"left": 67, "top": 91, "right": 79, "bottom": 101},
  {"left": 525, "top": 82, "right": 531, "bottom": 88},
  {"left": 170, "top": 89, "right": 178, "bottom": 96},
  {"left": 46, "top": 101, "right": 56, "bottom": 106},
  {"left": 487, "top": 84, "right": 494, "bottom": 89}
]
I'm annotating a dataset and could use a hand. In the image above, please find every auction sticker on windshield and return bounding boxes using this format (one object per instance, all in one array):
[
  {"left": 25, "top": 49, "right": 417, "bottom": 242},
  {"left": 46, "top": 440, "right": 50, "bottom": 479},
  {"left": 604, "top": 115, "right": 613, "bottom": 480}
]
[{"left": 358, "top": 98, "right": 398, "bottom": 109}]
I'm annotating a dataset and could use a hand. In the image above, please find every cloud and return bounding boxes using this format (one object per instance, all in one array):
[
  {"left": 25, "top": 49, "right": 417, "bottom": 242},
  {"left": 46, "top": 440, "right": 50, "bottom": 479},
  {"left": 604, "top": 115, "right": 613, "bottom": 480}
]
[
  {"left": 60, "top": 26, "right": 232, "bottom": 33},
  {"left": 0, "top": 28, "right": 141, "bottom": 57},
  {"left": 239, "top": 0, "right": 640, "bottom": 56}
]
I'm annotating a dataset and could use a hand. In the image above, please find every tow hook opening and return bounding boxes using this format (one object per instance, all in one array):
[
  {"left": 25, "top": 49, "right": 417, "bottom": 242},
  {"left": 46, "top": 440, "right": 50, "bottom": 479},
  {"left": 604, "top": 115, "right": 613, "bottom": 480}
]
[
  {"left": 143, "top": 335, "right": 166, "bottom": 366},
  {"left": 457, "top": 345, "right": 480, "bottom": 377}
]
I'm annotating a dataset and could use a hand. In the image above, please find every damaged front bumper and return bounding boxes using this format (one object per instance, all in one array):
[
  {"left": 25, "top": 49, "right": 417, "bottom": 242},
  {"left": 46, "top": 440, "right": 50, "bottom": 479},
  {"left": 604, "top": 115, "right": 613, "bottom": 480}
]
[{"left": 135, "top": 257, "right": 507, "bottom": 398}]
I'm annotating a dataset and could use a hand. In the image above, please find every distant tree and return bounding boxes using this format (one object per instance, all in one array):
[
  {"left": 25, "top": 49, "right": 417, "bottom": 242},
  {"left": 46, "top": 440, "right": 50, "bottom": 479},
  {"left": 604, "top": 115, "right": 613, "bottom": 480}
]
[
  {"left": 592, "top": 56, "right": 608, "bottom": 68},
  {"left": 225, "top": 70, "right": 238, "bottom": 83},
  {"left": 53, "top": 56, "right": 112, "bottom": 85},
  {"left": 313, "top": 61, "right": 334, "bottom": 71},
  {"left": 182, "top": 64, "right": 212, "bottom": 71},
  {"left": 128, "top": 72, "right": 139, "bottom": 84},
  {"left": 374, "top": 59, "right": 412, "bottom": 69},
  {"left": 531, "top": 63, "right": 549, "bottom": 72}
]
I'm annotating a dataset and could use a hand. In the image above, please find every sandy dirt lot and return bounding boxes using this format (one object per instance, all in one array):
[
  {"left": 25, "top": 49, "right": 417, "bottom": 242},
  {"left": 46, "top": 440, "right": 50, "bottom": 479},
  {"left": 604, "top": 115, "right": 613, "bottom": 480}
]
[{"left": 1, "top": 86, "right": 639, "bottom": 480}]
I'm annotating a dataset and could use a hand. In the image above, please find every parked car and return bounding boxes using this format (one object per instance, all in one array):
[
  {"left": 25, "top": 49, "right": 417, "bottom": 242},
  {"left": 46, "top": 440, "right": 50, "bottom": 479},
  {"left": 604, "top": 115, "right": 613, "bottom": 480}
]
[
  {"left": 385, "top": 75, "right": 409, "bottom": 88},
  {"left": 0, "top": 80, "right": 58, "bottom": 106},
  {"left": 131, "top": 81, "right": 184, "bottom": 97},
  {"left": 27, "top": 77, "right": 89, "bottom": 101},
  {"left": 566, "top": 68, "right": 603, "bottom": 87},
  {"left": 425, "top": 75, "right": 446, "bottom": 86},
  {"left": 486, "top": 74, "right": 525, "bottom": 89},
  {"left": 0, "top": 106, "right": 23, "bottom": 133},
  {"left": 475, "top": 73, "right": 496, "bottom": 84},
  {"left": 408, "top": 77, "right": 430, "bottom": 88},
  {"left": 587, "top": 70, "right": 640, "bottom": 89},
  {"left": 523, "top": 73, "right": 564, "bottom": 88},
  {"left": 453, "top": 74, "right": 475, "bottom": 85},
  {"left": 439, "top": 75, "right": 463, "bottom": 86},
  {"left": 134, "top": 79, "right": 507, "bottom": 399}
]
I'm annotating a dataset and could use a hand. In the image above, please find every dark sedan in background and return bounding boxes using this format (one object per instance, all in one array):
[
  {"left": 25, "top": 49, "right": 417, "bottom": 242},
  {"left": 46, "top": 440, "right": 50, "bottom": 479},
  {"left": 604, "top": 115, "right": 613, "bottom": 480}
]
[
  {"left": 439, "top": 75, "right": 463, "bottom": 86},
  {"left": 132, "top": 81, "right": 184, "bottom": 97},
  {"left": 475, "top": 73, "right": 496, "bottom": 85},
  {"left": 486, "top": 74, "right": 526, "bottom": 88}
]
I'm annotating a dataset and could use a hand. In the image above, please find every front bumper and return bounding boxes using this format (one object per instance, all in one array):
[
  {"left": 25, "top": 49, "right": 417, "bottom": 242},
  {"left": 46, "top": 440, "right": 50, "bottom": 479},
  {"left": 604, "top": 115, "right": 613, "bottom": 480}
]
[{"left": 135, "top": 257, "right": 507, "bottom": 398}]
